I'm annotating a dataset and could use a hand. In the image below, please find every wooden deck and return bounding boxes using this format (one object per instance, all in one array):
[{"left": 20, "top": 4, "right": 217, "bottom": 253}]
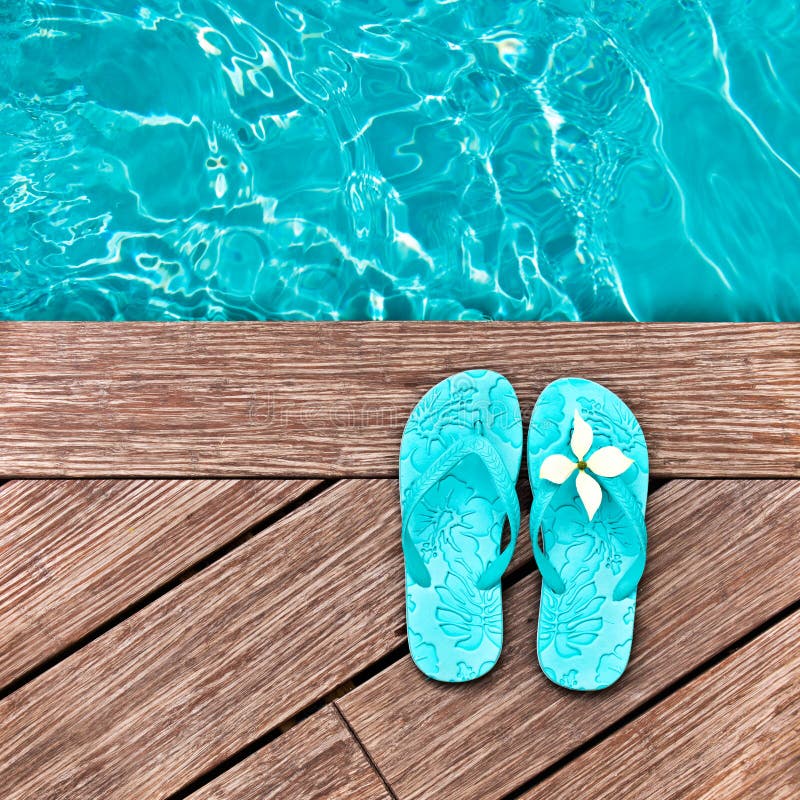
[{"left": 0, "top": 322, "right": 798, "bottom": 799}]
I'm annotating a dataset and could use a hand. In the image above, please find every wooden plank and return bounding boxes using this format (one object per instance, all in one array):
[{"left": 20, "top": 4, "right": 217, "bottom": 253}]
[
  {"left": 0, "top": 480, "right": 405, "bottom": 800},
  {"left": 187, "top": 706, "right": 390, "bottom": 800},
  {"left": 0, "top": 478, "right": 319, "bottom": 689},
  {"left": 0, "top": 322, "right": 797, "bottom": 478},
  {"left": 524, "top": 609, "right": 800, "bottom": 800},
  {"left": 337, "top": 479, "right": 800, "bottom": 800}
]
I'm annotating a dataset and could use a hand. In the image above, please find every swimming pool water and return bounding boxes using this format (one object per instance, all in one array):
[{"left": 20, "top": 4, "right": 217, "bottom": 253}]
[{"left": 1, "top": 1, "right": 799, "bottom": 321}]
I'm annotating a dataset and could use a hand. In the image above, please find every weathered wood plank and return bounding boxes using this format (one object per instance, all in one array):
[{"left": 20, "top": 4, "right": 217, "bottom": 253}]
[
  {"left": 337, "top": 479, "right": 800, "bottom": 800},
  {"left": 0, "top": 480, "right": 405, "bottom": 800},
  {"left": 525, "top": 609, "right": 800, "bottom": 800},
  {"left": 187, "top": 706, "right": 390, "bottom": 800},
  {"left": 0, "top": 322, "right": 797, "bottom": 477},
  {"left": 0, "top": 478, "right": 319, "bottom": 690}
]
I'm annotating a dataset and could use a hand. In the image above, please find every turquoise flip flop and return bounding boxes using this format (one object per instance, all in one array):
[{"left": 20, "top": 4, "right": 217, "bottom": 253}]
[
  {"left": 400, "top": 370, "right": 523, "bottom": 682},
  {"left": 528, "top": 378, "right": 648, "bottom": 691}
]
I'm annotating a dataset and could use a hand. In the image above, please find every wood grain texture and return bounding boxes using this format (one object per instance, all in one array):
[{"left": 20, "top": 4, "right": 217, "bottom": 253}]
[
  {"left": 338, "top": 479, "right": 800, "bottom": 800},
  {"left": 525, "top": 610, "right": 800, "bottom": 800},
  {"left": 0, "top": 322, "right": 798, "bottom": 477},
  {"left": 188, "top": 706, "right": 389, "bottom": 800},
  {"left": 0, "top": 478, "right": 318, "bottom": 689},
  {"left": 0, "top": 480, "right": 405, "bottom": 800}
]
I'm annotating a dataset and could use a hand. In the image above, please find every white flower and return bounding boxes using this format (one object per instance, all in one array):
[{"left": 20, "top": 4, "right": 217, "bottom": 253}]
[{"left": 539, "top": 409, "right": 633, "bottom": 521}]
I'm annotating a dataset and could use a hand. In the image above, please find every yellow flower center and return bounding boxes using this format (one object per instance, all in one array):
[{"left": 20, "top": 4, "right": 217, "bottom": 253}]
[{"left": 576, "top": 460, "right": 588, "bottom": 471}]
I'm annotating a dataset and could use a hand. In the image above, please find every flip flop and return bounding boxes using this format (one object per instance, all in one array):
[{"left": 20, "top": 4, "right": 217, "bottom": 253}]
[
  {"left": 400, "top": 370, "right": 523, "bottom": 682},
  {"left": 528, "top": 378, "right": 648, "bottom": 691}
]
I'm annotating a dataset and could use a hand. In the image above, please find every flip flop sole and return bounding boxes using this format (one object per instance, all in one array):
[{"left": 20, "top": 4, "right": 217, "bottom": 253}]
[
  {"left": 528, "top": 378, "right": 649, "bottom": 691},
  {"left": 400, "top": 370, "right": 522, "bottom": 682}
]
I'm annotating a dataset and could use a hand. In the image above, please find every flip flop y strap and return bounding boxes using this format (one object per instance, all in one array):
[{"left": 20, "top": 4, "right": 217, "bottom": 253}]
[
  {"left": 595, "top": 475, "right": 647, "bottom": 601},
  {"left": 402, "top": 432, "right": 520, "bottom": 590},
  {"left": 531, "top": 467, "right": 647, "bottom": 601},
  {"left": 528, "top": 481, "right": 566, "bottom": 594}
]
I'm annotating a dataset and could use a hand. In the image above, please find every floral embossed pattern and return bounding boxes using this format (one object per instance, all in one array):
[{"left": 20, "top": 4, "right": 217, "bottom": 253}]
[
  {"left": 408, "top": 475, "right": 486, "bottom": 564},
  {"left": 436, "top": 567, "right": 503, "bottom": 651},
  {"left": 554, "top": 503, "right": 639, "bottom": 576},
  {"left": 578, "top": 396, "right": 647, "bottom": 477},
  {"left": 401, "top": 370, "right": 522, "bottom": 682},
  {"left": 402, "top": 373, "right": 522, "bottom": 475},
  {"left": 527, "top": 389, "right": 565, "bottom": 459},
  {"left": 538, "top": 567, "right": 604, "bottom": 659}
]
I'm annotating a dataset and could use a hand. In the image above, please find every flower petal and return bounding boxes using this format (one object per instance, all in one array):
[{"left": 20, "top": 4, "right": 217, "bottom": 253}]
[
  {"left": 539, "top": 454, "right": 576, "bottom": 484},
  {"left": 587, "top": 446, "right": 634, "bottom": 478},
  {"left": 570, "top": 409, "right": 593, "bottom": 460},
  {"left": 576, "top": 470, "right": 602, "bottom": 521}
]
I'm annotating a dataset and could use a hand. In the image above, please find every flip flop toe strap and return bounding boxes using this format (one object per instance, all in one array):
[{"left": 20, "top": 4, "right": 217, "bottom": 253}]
[
  {"left": 596, "top": 476, "right": 647, "bottom": 601},
  {"left": 531, "top": 472, "right": 646, "bottom": 601},
  {"left": 528, "top": 483, "right": 567, "bottom": 594},
  {"left": 402, "top": 433, "right": 519, "bottom": 590}
]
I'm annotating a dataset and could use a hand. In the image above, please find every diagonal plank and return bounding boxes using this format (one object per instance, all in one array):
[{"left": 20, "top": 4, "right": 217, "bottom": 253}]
[
  {"left": 337, "top": 479, "right": 800, "bottom": 800},
  {"left": 0, "top": 480, "right": 405, "bottom": 800},
  {"left": 524, "top": 609, "right": 800, "bottom": 800},
  {"left": 188, "top": 706, "right": 390, "bottom": 800},
  {"left": 0, "top": 322, "right": 798, "bottom": 477},
  {"left": 0, "top": 478, "right": 319, "bottom": 690}
]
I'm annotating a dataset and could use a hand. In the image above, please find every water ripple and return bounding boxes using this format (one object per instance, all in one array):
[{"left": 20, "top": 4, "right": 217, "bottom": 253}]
[{"left": 1, "top": 0, "right": 799, "bottom": 320}]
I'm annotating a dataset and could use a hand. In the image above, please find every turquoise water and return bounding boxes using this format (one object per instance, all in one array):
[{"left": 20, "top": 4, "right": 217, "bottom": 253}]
[{"left": 1, "top": 1, "right": 799, "bottom": 321}]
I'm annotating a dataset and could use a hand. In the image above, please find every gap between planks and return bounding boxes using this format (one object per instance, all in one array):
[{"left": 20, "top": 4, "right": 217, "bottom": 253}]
[
  {"left": 0, "top": 479, "right": 408, "bottom": 799},
  {"left": 2, "top": 478, "right": 799, "bottom": 799},
  {"left": 0, "top": 478, "right": 333, "bottom": 696},
  {"left": 0, "top": 474, "right": 531, "bottom": 699},
  {"left": 500, "top": 594, "right": 800, "bottom": 800},
  {"left": 336, "top": 478, "right": 800, "bottom": 800},
  {"left": 179, "top": 478, "right": 800, "bottom": 800},
  {"left": 515, "top": 605, "right": 800, "bottom": 800},
  {"left": 167, "top": 589, "right": 800, "bottom": 800},
  {"left": 164, "top": 580, "right": 800, "bottom": 800}
]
